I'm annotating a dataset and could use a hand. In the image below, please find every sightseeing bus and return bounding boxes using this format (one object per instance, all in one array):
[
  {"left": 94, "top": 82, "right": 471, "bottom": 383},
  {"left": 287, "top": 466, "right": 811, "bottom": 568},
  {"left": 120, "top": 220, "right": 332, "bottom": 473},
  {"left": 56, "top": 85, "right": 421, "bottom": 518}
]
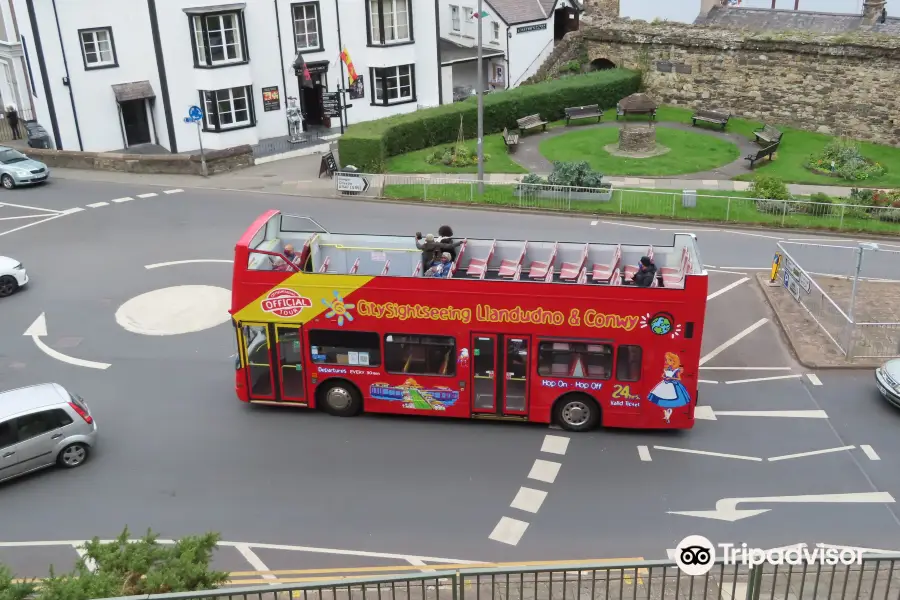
[{"left": 230, "top": 211, "right": 708, "bottom": 431}]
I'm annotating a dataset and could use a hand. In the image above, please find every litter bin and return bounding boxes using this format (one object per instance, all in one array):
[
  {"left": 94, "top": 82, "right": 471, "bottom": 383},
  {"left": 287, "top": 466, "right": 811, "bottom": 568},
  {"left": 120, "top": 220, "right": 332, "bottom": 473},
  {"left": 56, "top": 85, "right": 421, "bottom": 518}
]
[
  {"left": 337, "top": 165, "right": 362, "bottom": 196},
  {"left": 24, "top": 121, "right": 52, "bottom": 149},
  {"left": 682, "top": 189, "right": 697, "bottom": 208}
]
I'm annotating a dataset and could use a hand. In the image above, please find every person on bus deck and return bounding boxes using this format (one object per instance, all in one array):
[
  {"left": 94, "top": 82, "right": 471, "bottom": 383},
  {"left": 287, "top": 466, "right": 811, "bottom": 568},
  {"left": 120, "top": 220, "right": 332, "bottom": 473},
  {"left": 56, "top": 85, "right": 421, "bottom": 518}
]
[
  {"left": 415, "top": 233, "right": 461, "bottom": 274},
  {"left": 426, "top": 252, "right": 453, "bottom": 278},
  {"left": 273, "top": 244, "right": 302, "bottom": 271},
  {"left": 436, "top": 225, "right": 458, "bottom": 262},
  {"left": 632, "top": 256, "right": 657, "bottom": 287}
]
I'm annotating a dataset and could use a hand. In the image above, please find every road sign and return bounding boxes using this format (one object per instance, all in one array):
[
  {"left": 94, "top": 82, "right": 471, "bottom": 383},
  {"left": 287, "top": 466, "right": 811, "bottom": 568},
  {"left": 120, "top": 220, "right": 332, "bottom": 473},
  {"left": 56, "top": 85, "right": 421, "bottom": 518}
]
[
  {"left": 336, "top": 173, "right": 370, "bottom": 193},
  {"left": 188, "top": 105, "right": 203, "bottom": 121}
]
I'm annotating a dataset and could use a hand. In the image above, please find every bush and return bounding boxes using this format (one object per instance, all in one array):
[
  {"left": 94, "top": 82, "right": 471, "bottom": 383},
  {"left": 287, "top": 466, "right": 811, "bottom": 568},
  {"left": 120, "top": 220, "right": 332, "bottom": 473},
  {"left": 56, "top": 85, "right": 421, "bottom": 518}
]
[
  {"left": 338, "top": 69, "right": 641, "bottom": 172},
  {"left": 798, "top": 192, "right": 834, "bottom": 217},
  {"left": 424, "top": 144, "right": 486, "bottom": 167},
  {"left": 806, "top": 138, "right": 887, "bottom": 181},
  {"left": 749, "top": 175, "right": 790, "bottom": 201},
  {"left": 873, "top": 190, "right": 900, "bottom": 222},
  {"left": 518, "top": 161, "right": 607, "bottom": 192}
]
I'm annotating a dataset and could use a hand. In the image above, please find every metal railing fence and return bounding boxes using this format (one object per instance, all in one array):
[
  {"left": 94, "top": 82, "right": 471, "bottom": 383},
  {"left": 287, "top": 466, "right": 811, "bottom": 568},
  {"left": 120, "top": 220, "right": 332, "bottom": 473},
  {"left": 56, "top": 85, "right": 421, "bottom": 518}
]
[
  {"left": 92, "top": 554, "right": 900, "bottom": 600},
  {"left": 337, "top": 174, "right": 900, "bottom": 235}
]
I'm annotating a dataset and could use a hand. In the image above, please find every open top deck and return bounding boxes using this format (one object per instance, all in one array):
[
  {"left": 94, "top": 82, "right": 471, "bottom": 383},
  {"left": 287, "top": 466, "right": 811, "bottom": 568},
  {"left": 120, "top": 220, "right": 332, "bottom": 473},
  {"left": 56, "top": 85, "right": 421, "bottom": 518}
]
[{"left": 239, "top": 212, "right": 706, "bottom": 289}]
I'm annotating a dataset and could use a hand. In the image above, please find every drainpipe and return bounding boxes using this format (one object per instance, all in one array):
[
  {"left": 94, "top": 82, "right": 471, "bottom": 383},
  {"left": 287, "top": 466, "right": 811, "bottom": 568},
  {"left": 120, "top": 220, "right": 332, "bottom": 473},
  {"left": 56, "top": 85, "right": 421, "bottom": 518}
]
[
  {"left": 334, "top": 0, "right": 347, "bottom": 132},
  {"left": 50, "top": 0, "right": 82, "bottom": 150},
  {"left": 273, "top": 0, "right": 288, "bottom": 111},
  {"left": 434, "top": 0, "right": 443, "bottom": 104}
]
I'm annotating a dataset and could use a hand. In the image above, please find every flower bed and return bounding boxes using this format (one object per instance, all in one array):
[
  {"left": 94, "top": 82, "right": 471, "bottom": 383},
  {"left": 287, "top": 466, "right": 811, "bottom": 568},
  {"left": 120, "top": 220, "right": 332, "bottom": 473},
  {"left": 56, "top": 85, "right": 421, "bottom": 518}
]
[
  {"left": 514, "top": 161, "right": 613, "bottom": 202},
  {"left": 806, "top": 139, "right": 886, "bottom": 181}
]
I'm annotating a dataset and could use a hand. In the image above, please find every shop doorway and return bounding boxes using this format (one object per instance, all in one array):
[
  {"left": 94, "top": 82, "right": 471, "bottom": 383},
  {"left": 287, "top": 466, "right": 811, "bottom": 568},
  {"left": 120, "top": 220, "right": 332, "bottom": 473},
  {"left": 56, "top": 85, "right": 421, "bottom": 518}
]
[
  {"left": 554, "top": 6, "right": 578, "bottom": 41},
  {"left": 299, "top": 71, "right": 326, "bottom": 126},
  {"left": 120, "top": 99, "right": 151, "bottom": 146}
]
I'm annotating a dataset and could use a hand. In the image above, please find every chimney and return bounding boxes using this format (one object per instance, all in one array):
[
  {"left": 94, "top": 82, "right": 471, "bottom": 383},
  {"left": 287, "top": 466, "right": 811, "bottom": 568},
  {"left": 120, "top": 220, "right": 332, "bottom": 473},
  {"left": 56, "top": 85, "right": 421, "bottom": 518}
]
[{"left": 862, "top": 0, "right": 887, "bottom": 24}]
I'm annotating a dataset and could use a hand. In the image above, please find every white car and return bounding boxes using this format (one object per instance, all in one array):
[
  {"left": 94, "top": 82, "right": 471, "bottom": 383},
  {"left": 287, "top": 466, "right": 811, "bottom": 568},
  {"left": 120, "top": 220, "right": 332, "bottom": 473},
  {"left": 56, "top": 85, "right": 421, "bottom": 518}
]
[
  {"left": 875, "top": 359, "right": 900, "bottom": 409},
  {"left": 0, "top": 255, "right": 27, "bottom": 297}
]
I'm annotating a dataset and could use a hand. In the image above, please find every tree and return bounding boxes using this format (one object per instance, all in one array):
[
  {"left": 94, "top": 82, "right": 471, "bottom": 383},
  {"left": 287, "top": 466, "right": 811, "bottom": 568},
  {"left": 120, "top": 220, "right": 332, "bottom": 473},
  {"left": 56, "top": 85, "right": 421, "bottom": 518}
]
[{"left": 0, "top": 527, "right": 229, "bottom": 600}]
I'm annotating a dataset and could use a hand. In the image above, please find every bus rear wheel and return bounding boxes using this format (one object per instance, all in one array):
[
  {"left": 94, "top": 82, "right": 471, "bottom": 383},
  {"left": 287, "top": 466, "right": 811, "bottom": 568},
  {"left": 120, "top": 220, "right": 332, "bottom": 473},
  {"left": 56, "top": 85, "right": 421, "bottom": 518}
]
[
  {"left": 319, "top": 380, "right": 363, "bottom": 417},
  {"left": 554, "top": 394, "right": 600, "bottom": 432}
]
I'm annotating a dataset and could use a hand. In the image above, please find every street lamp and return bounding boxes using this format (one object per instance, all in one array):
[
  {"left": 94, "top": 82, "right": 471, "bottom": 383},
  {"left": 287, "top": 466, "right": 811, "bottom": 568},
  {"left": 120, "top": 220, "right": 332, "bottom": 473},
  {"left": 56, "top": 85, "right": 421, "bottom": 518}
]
[
  {"left": 848, "top": 242, "right": 879, "bottom": 323},
  {"left": 476, "top": 0, "right": 485, "bottom": 194}
]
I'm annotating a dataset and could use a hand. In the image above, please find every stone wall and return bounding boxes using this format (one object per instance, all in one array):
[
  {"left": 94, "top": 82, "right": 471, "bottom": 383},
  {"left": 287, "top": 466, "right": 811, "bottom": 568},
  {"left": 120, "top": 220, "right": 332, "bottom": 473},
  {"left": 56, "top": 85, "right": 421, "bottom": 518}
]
[
  {"left": 582, "top": 20, "right": 900, "bottom": 146},
  {"left": 24, "top": 145, "right": 254, "bottom": 175}
]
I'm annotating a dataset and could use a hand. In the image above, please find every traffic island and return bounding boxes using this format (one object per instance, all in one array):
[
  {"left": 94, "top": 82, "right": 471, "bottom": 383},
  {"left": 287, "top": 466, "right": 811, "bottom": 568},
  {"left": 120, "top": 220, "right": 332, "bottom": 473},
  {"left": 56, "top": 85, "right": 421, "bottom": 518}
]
[{"left": 755, "top": 272, "right": 898, "bottom": 368}]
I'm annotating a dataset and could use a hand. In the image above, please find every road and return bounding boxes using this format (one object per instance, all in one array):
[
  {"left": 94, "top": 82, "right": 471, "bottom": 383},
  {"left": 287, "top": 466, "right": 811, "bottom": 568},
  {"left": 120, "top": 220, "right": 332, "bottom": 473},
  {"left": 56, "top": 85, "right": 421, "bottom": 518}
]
[{"left": 1, "top": 178, "right": 899, "bottom": 583}]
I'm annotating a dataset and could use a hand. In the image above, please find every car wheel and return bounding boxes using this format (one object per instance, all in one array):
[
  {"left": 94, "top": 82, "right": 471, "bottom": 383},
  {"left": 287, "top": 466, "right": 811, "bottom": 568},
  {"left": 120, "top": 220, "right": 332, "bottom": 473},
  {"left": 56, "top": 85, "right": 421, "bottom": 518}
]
[
  {"left": 1, "top": 174, "right": 14, "bottom": 189},
  {"left": 57, "top": 443, "right": 89, "bottom": 468},
  {"left": 319, "top": 380, "right": 362, "bottom": 417},
  {"left": 0, "top": 275, "right": 18, "bottom": 297},
  {"left": 554, "top": 394, "right": 600, "bottom": 432}
]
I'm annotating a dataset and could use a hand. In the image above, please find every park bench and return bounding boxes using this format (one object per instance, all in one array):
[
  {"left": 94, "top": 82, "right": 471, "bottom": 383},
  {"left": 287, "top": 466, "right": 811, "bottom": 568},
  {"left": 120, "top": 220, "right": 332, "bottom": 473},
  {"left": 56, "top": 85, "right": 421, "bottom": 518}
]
[
  {"left": 745, "top": 142, "right": 779, "bottom": 169},
  {"left": 564, "top": 104, "right": 602, "bottom": 125},
  {"left": 501, "top": 127, "right": 519, "bottom": 152},
  {"left": 691, "top": 109, "right": 730, "bottom": 131},
  {"left": 516, "top": 114, "right": 547, "bottom": 134},
  {"left": 754, "top": 124, "right": 783, "bottom": 145}
]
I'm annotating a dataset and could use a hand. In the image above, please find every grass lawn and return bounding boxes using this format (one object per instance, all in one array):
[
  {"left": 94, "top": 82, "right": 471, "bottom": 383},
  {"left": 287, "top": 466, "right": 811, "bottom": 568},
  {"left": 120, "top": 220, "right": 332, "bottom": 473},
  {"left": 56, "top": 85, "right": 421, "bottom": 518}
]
[
  {"left": 539, "top": 126, "right": 740, "bottom": 176},
  {"left": 381, "top": 183, "right": 900, "bottom": 235},
  {"left": 384, "top": 134, "right": 528, "bottom": 174}
]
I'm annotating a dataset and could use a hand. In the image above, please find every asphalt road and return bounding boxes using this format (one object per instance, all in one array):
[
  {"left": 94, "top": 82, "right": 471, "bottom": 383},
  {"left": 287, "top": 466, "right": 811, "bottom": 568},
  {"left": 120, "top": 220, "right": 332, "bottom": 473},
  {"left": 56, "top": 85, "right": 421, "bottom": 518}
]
[{"left": 1, "top": 178, "right": 899, "bottom": 582}]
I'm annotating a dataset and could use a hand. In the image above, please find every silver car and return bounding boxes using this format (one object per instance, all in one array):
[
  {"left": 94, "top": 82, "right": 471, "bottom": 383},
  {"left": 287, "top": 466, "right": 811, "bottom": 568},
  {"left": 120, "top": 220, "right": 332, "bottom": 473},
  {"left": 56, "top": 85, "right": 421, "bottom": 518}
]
[
  {"left": 0, "top": 146, "right": 49, "bottom": 189},
  {"left": 0, "top": 383, "right": 97, "bottom": 483},
  {"left": 875, "top": 359, "right": 900, "bottom": 409}
]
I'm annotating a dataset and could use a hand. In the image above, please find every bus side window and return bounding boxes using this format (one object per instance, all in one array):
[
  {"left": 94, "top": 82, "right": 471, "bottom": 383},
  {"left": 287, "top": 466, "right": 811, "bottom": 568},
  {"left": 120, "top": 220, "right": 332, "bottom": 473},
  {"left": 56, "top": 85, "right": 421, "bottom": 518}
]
[
  {"left": 616, "top": 345, "right": 642, "bottom": 382},
  {"left": 384, "top": 334, "right": 456, "bottom": 376},
  {"left": 537, "top": 341, "right": 611, "bottom": 380}
]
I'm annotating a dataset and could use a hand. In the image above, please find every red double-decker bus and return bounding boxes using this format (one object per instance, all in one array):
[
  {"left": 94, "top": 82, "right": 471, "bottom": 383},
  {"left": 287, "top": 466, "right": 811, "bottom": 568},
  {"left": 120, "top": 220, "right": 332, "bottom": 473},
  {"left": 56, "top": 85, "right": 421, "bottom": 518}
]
[{"left": 230, "top": 211, "right": 708, "bottom": 431}]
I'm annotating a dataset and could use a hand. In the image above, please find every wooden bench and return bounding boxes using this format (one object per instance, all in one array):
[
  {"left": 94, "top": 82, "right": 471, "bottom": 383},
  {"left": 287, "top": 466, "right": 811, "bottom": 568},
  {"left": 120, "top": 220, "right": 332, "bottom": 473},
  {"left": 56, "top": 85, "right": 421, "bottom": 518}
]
[
  {"left": 501, "top": 127, "right": 519, "bottom": 152},
  {"left": 564, "top": 105, "right": 602, "bottom": 125},
  {"left": 745, "top": 142, "right": 779, "bottom": 169},
  {"left": 691, "top": 109, "right": 730, "bottom": 131},
  {"left": 516, "top": 114, "right": 547, "bottom": 134},
  {"left": 754, "top": 124, "right": 783, "bottom": 145}
]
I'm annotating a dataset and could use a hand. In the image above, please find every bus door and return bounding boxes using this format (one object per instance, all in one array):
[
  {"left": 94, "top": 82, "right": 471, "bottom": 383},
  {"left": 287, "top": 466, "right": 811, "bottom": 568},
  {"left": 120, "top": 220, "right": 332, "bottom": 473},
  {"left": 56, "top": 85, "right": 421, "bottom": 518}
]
[
  {"left": 275, "top": 325, "right": 307, "bottom": 403},
  {"left": 470, "top": 334, "right": 531, "bottom": 417},
  {"left": 240, "top": 323, "right": 276, "bottom": 401}
]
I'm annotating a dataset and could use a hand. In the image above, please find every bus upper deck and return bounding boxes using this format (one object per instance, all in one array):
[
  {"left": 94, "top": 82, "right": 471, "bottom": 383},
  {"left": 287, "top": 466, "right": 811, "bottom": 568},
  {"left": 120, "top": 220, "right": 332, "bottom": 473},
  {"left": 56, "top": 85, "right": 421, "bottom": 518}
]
[{"left": 238, "top": 211, "right": 706, "bottom": 289}]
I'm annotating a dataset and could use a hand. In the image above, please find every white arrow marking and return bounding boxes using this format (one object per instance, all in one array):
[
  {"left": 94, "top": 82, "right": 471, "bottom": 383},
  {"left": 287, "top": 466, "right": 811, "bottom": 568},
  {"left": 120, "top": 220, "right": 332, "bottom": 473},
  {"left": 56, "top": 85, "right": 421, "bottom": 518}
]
[
  {"left": 668, "top": 492, "right": 895, "bottom": 522},
  {"left": 144, "top": 259, "right": 234, "bottom": 269},
  {"left": 24, "top": 313, "right": 111, "bottom": 370},
  {"left": 768, "top": 446, "right": 855, "bottom": 462}
]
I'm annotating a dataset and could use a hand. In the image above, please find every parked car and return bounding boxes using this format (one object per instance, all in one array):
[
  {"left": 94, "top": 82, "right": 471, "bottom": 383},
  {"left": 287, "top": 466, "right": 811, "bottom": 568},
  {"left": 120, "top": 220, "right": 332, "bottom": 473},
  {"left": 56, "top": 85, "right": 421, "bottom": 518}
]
[
  {"left": 0, "top": 255, "right": 27, "bottom": 297},
  {"left": 875, "top": 359, "right": 900, "bottom": 409},
  {"left": 0, "top": 146, "right": 49, "bottom": 189},
  {"left": 0, "top": 383, "right": 97, "bottom": 484}
]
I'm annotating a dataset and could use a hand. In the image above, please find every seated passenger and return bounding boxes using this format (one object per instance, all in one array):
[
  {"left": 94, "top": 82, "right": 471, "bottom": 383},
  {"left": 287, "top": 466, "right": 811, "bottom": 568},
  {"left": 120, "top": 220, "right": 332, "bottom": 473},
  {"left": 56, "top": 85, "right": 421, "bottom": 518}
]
[
  {"left": 416, "top": 232, "right": 462, "bottom": 274},
  {"left": 273, "top": 244, "right": 303, "bottom": 271},
  {"left": 425, "top": 252, "right": 453, "bottom": 278},
  {"left": 631, "top": 256, "right": 657, "bottom": 287},
  {"left": 436, "top": 225, "right": 458, "bottom": 262}
]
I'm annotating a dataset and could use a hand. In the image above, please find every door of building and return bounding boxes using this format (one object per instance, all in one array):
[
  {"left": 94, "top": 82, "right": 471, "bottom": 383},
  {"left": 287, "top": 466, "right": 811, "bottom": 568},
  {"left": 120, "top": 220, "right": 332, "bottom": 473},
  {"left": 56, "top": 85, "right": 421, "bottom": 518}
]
[
  {"left": 299, "top": 72, "right": 325, "bottom": 126},
  {"left": 120, "top": 99, "right": 151, "bottom": 146},
  {"left": 470, "top": 334, "right": 531, "bottom": 417}
]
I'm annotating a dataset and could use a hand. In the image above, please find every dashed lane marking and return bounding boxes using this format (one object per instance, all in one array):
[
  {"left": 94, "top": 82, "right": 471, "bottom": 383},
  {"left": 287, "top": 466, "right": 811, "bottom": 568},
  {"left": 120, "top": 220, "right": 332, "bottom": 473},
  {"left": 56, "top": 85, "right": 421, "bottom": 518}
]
[
  {"left": 111, "top": 197, "right": 133, "bottom": 203},
  {"left": 163, "top": 189, "right": 184, "bottom": 194},
  {"left": 86, "top": 202, "right": 109, "bottom": 208},
  {"left": 489, "top": 517, "right": 529, "bottom": 546},
  {"left": 599, "top": 220, "right": 655, "bottom": 230},
  {"left": 699, "top": 379, "right": 718, "bottom": 384},
  {"left": 707, "top": 277, "right": 750, "bottom": 301},
  {"left": 725, "top": 374, "right": 803, "bottom": 385},
  {"left": 527, "top": 459, "right": 561, "bottom": 483},
  {"left": 700, "top": 366, "right": 792, "bottom": 371},
  {"left": 806, "top": 373, "right": 823, "bottom": 386},
  {"left": 137, "top": 192, "right": 158, "bottom": 198},
  {"left": 540, "top": 435, "right": 570, "bottom": 455},
  {"left": 510, "top": 487, "right": 548, "bottom": 514},
  {"left": 861, "top": 445, "right": 881, "bottom": 461},
  {"left": 61, "top": 207, "right": 84, "bottom": 214},
  {"left": 637, "top": 445, "right": 652, "bottom": 461}
]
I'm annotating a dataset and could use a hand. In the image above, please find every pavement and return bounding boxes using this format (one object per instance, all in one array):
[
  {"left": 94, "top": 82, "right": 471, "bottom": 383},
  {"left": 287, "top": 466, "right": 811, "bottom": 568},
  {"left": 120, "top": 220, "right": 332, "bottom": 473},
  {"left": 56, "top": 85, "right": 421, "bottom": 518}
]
[{"left": 1, "top": 177, "right": 900, "bottom": 586}]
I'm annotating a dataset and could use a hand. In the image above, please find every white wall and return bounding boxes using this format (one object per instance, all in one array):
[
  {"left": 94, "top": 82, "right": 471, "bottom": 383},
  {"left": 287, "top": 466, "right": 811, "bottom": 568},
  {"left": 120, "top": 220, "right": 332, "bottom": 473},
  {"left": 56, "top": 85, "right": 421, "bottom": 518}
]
[
  {"left": 508, "top": 22, "right": 553, "bottom": 86},
  {"left": 440, "top": 64, "right": 453, "bottom": 104},
  {"left": 440, "top": 0, "right": 507, "bottom": 53}
]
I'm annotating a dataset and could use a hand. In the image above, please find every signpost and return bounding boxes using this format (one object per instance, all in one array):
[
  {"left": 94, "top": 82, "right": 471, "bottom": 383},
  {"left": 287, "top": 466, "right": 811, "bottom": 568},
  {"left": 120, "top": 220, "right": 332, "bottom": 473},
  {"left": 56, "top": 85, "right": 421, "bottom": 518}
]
[
  {"left": 336, "top": 172, "right": 370, "bottom": 195},
  {"left": 184, "top": 105, "right": 207, "bottom": 177}
]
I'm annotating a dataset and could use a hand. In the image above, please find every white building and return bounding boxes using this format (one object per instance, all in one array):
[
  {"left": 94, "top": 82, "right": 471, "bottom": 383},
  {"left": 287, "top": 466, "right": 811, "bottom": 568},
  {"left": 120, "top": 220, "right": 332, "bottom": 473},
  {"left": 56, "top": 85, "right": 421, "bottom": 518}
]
[
  {"left": 14, "top": 0, "right": 442, "bottom": 153},
  {"left": 618, "top": 0, "right": 870, "bottom": 24},
  {"left": 438, "top": 0, "right": 582, "bottom": 102},
  {"left": 0, "top": 0, "right": 35, "bottom": 120}
]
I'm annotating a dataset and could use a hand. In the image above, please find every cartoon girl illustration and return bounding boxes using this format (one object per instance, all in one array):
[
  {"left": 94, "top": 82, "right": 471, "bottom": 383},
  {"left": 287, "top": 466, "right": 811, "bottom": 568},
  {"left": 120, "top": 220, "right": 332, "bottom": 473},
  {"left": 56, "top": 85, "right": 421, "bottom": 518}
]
[
  {"left": 647, "top": 352, "right": 692, "bottom": 423},
  {"left": 458, "top": 348, "right": 469, "bottom": 368}
]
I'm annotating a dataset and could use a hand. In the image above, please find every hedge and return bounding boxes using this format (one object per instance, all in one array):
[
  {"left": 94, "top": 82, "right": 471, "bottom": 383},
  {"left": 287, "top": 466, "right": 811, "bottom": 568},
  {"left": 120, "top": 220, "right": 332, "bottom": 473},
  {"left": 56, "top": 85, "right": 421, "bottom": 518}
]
[{"left": 337, "top": 69, "right": 642, "bottom": 173}]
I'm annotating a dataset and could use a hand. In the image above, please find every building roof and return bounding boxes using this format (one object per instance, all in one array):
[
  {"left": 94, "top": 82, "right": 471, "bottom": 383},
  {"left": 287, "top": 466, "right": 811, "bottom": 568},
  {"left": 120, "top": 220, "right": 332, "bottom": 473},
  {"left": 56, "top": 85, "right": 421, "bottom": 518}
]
[
  {"left": 440, "top": 37, "right": 505, "bottom": 64},
  {"left": 487, "top": 0, "right": 581, "bottom": 26},
  {"left": 695, "top": 5, "right": 900, "bottom": 35},
  {"left": 111, "top": 81, "right": 156, "bottom": 103}
]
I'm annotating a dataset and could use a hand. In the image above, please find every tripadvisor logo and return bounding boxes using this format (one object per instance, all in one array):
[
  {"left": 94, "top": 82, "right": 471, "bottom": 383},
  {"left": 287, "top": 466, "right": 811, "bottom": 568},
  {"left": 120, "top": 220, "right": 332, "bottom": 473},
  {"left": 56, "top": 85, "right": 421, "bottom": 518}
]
[{"left": 674, "top": 536, "right": 863, "bottom": 576}]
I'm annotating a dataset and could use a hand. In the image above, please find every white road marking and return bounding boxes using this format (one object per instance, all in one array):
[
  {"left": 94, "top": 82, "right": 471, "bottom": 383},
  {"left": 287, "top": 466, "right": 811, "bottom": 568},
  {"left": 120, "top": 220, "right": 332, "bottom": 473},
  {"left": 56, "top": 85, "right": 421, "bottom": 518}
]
[
  {"left": 111, "top": 197, "right": 133, "bottom": 203},
  {"left": 0, "top": 201, "right": 63, "bottom": 214},
  {"left": 706, "top": 268, "right": 748, "bottom": 275},
  {"left": 144, "top": 259, "right": 234, "bottom": 269},
  {"left": 637, "top": 445, "right": 652, "bottom": 461},
  {"left": 723, "top": 230, "right": 783, "bottom": 240},
  {"left": 24, "top": 313, "right": 112, "bottom": 370},
  {"left": 527, "top": 459, "right": 561, "bottom": 483},
  {"left": 590, "top": 220, "right": 598, "bottom": 226},
  {"left": 699, "top": 318, "right": 768, "bottom": 366},
  {"left": 488, "top": 517, "right": 529, "bottom": 546},
  {"left": 700, "top": 366, "right": 792, "bottom": 371},
  {"left": 715, "top": 266, "right": 769, "bottom": 270},
  {"left": 600, "top": 220, "right": 656, "bottom": 230},
  {"left": 669, "top": 492, "right": 895, "bottom": 522},
  {"left": 861, "top": 445, "right": 881, "bottom": 461},
  {"left": 164, "top": 189, "right": 184, "bottom": 194},
  {"left": 653, "top": 445, "right": 762, "bottom": 462},
  {"left": 509, "top": 487, "right": 547, "bottom": 514},
  {"left": 60, "top": 207, "right": 84, "bottom": 214},
  {"left": 768, "top": 446, "right": 855, "bottom": 462},
  {"left": 717, "top": 410, "right": 828, "bottom": 418},
  {"left": 660, "top": 228, "right": 721, "bottom": 232},
  {"left": 787, "top": 238, "right": 857, "bottom": 243},
  {"left": 115, "top": 285, "right": 231, "bottom": 336},
  {"left": 541, "top": 435, "right": 570, "bottom": 455},
  {"left": 694, "top": 406, "right": 716, "bottom": 420},
  {"left": 137, "top": 192, "right": 158, "bottom": 198},
  {"left": 233, "top": 543, "right": 277, "bottom": 581},
  {"left": 72, "top": 544, "right": 97, "bottom": 572},
  {"left": 698, "top": 379, "right": 718, "bottom": 384},
  {"left": 86, "top": 201, "right": 109, "bottom": 208},
  {"left": 707, "top": 277, "right": 750, "bottom": 300},
  {"left": 806, "top": 373, "right": 823, "bottom": 386},
  {"left": 725, "top": 374, "right": 803, "bottom": 385},
  {"left": 0, "top": 213, "right": 68, "bottom": 238},
  {"left": 0, "top": 214, "right": 55, "bottom": 221}
]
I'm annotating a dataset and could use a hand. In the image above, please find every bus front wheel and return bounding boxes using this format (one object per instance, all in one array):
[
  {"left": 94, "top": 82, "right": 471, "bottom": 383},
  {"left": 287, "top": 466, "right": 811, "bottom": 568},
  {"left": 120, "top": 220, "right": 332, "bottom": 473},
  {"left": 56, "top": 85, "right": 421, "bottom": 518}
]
[
  {"left": 319, "top": 380, "right": 363, "bottom": 417},
  {"left": 554, "top": 394, "right": 600, "bottom": 432}
]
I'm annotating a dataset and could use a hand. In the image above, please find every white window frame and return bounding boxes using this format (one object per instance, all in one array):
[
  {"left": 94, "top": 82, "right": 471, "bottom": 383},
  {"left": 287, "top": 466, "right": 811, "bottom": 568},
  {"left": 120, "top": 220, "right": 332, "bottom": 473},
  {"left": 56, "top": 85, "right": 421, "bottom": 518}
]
[
  {"left": 193, "top": 12, "right": 244, "bottom": 66},
  {"left": 293, "top": 2, "right": 321, "bottom": 51},
  {"left": 203, "top": 86, "right": 253, "bottom": 131},
  {"left": 373, "top": 64, "right": 413, "bottom": 104},
  {"left": 462, "top": 6, "right": 474, "bottom": 36},
  {"left": 450, "top": 5, "right": 461, "bottom": 32},
  {"left": 369, "top": 0, "right": 411, "bottom": 45},
  {"left": 79, "top": 28, "right": 115, "bottom": 68},
  {"left": 492, "top": 21, "right": 500, "bottom": 41}
]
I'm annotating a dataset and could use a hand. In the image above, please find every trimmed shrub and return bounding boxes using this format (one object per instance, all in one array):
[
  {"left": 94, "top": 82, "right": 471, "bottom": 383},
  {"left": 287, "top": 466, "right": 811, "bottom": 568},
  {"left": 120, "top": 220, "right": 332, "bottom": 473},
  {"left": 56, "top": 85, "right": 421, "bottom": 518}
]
[
  {"left": 798, "top": 192, "right": 834, "bottom": 217},
  {"left": 338, "top": 69, "right": 641, "bottom": 172},
  {"left": 749, "top": 175, "right": 790, "bottom": 201}
]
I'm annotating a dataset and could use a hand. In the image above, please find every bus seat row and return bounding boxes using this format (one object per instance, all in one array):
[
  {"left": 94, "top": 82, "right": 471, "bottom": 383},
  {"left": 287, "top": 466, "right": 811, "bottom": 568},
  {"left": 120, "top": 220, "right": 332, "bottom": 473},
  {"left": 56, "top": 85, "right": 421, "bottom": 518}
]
[
  {"left": 591, "top": 244, "right": 622, "bottom": 283},
  {"left": 660, "top": 247, "right": 691, "bottom": 287}
]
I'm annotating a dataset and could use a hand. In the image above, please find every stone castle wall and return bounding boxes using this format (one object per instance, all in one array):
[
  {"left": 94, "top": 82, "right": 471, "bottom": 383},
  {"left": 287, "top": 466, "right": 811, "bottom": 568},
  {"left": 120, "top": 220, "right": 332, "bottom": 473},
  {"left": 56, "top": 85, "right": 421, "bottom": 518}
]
[{"left": 579, "top": 20, "right": 900, "bottom": 146}]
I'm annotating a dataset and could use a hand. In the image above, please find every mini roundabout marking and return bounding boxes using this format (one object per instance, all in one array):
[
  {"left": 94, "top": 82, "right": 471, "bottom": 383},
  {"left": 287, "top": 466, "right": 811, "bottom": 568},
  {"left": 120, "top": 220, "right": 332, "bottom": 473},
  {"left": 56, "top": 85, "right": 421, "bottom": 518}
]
[{"left": 115, "top": 285, "right": 231, "bottom": 336}]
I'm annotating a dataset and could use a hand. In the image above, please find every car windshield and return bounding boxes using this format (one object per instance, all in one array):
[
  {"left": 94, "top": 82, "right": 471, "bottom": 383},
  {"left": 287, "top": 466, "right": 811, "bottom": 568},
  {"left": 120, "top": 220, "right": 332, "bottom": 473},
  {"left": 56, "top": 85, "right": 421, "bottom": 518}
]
[{"left": 0, "top": 150, "right": 27, "bottom": 164}]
